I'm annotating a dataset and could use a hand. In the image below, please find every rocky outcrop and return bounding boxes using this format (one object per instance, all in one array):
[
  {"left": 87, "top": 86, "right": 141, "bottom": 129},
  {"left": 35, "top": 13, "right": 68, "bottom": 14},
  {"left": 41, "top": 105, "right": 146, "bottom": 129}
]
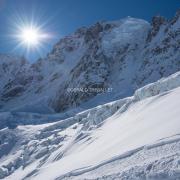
[{"left": 147, "top": 16, "right": 167, "bottom": 42}]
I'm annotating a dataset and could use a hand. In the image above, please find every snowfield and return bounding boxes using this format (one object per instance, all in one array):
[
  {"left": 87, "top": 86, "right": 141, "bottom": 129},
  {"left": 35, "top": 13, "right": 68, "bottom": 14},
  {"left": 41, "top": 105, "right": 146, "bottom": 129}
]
[{"left": 0, "top": 71, "right": 180, "bottom": 180}]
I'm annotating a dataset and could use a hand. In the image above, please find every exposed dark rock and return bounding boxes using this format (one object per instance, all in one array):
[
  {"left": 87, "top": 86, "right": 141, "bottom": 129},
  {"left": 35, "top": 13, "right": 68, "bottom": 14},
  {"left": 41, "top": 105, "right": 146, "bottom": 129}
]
[
  {"left": 147, "top": 16, "right": 167, "bottom": 42},
  {"left": 2, "top": 86, "right": 24, "bottom": 100}
]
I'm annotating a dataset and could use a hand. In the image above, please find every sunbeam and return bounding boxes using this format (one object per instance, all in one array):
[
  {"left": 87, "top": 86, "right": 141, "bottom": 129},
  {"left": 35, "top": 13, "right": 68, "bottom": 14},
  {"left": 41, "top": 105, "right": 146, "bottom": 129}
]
[{"left": 9, "top": 11, "right": 53, "bottom": 59}]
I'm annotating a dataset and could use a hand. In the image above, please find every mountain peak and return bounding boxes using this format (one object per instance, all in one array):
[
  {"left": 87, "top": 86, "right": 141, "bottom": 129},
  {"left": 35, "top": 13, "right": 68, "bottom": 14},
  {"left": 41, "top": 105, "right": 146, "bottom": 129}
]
[{"left": 0, "top": 12, "right": 179, "bottom": 113}]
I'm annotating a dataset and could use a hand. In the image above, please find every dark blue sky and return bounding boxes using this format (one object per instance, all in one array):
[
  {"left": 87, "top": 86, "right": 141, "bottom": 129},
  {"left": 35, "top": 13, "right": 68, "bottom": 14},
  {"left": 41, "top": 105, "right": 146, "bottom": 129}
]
[{"left": 0, "top": 0, "right": 179, "bottom": 61}]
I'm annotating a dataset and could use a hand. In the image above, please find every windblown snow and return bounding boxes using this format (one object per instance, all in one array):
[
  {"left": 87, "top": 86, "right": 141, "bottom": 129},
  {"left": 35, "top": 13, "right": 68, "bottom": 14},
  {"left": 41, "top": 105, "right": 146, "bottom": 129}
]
[{"left": 0, "top": 71, "right": 180, "bottom": 180}]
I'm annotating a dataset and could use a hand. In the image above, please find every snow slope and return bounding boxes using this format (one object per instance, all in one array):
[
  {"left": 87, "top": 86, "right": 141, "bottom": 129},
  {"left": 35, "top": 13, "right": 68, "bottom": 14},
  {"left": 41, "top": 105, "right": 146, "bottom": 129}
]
[{"left": 1, "top": 71, "right": 180, "bottom": 179}]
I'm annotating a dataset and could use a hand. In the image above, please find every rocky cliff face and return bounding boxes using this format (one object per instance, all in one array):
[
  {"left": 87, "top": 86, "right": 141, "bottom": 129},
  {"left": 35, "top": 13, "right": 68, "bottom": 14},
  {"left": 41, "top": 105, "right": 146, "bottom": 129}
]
[{"left": 0, "top": 10, "right": 179, "bottom": 113}]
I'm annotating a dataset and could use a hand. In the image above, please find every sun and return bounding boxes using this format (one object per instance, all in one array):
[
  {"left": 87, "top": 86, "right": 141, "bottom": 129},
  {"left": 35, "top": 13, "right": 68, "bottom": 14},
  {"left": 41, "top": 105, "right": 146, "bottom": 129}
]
[
  {"left": 19, "top": 27, "right": 43, "bottom": 46},
  {"left": 21, "top": 27, "right": 40, "bottom": 46},
  {"left": 10, "top": 13, "right": 54, "bottom": 58},
  {"left": 14, "top": 23, "right": 50, "bottom": 50}
]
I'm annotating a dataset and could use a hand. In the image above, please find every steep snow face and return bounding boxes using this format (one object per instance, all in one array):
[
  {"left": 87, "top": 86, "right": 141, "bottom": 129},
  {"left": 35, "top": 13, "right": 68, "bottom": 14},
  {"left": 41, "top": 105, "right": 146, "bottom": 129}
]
[
  {"left": 0, "top": 71, "right": 180, "bottom": 179},
  {"left": 0, "top": 10, "right": 180, "bottom": 113},
  {"left": 102, "top": 17, "right": 149, "bottom": 56}
]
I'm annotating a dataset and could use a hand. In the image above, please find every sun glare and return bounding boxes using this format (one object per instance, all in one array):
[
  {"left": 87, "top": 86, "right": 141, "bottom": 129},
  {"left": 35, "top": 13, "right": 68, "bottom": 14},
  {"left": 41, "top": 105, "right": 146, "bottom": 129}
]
[
  {"left": 10, "top": 13, "right": 54, "bottom": 58},
  {"left": 15, "top": 24, "right": 50, "bottom": 50},
  {"left": 21, "top": 27, "right": 40, "bottom": 45}
]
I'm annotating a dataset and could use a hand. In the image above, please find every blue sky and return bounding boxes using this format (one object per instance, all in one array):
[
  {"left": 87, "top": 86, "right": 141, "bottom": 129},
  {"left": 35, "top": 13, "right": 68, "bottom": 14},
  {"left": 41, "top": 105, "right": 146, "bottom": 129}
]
[{"left": 0, "top": 0, "right": 179, "bottom": 61}]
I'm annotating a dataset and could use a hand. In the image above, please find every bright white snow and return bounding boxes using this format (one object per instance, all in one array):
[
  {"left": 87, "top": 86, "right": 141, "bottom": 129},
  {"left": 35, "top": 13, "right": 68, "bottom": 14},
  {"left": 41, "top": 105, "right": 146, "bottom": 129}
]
[{"left": 0, "top": 71, "right": 180, "bottom": 179}]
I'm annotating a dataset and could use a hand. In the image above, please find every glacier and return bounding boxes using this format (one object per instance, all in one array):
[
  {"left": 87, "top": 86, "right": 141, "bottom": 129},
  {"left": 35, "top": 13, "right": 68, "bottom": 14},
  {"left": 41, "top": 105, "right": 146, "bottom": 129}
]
[{"left": 0, "top": 71, "right": 180, "bottom": 179}]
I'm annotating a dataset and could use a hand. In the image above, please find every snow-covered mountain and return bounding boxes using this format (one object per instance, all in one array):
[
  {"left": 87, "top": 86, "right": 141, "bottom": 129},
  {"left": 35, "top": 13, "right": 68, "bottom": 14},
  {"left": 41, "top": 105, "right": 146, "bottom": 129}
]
[
  {"left": 0, "top": 10, "right": 179, "bottom": 114},
  {"left": 1, "top": 70, "right": 180, "bottom": 179},
  {"left": 0, "top": 9, "right": 180, "bottom": 180}
]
